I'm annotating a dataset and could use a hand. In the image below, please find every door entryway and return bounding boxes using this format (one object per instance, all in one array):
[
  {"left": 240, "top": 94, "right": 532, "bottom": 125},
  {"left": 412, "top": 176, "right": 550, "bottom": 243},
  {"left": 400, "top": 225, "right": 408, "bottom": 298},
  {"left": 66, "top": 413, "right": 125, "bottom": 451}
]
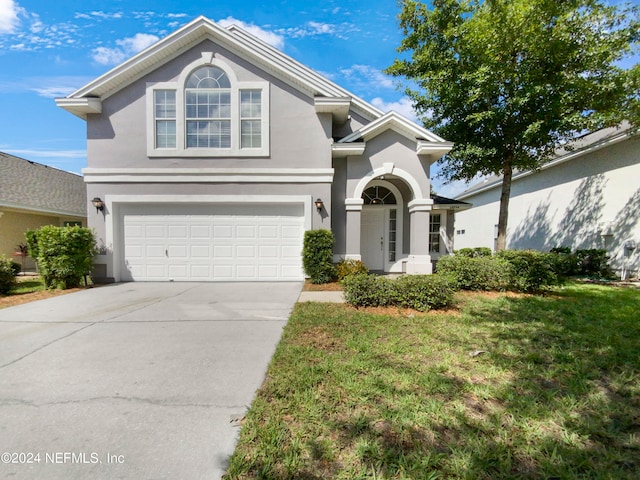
[{"left": 361, "top": 208, "right": 385, "bottom": 270}]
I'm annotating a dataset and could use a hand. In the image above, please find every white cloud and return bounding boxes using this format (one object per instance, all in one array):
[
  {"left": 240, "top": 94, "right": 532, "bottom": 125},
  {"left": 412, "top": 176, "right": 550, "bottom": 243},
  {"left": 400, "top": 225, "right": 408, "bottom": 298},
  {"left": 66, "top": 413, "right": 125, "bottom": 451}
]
[
  {"left": 0, "top": 0, "right": 21, "bottom": 34},
  {"left": 277, "top": 21, "right": 356, "bottom": 40},
  {"left": 74, "top": 11, "right": 123, "bottom": 20},
  {"left": 370, "top": 96, "right": 418, "bottom": 122},
  {"left": 217, "top": 16, "right": 285, "bottom": 50},
  {"left": 92, "top": 32, "right": 159, "bottom": 65},
  {"left": 339, "top": 64, "right": 396, "bottom": 94}
]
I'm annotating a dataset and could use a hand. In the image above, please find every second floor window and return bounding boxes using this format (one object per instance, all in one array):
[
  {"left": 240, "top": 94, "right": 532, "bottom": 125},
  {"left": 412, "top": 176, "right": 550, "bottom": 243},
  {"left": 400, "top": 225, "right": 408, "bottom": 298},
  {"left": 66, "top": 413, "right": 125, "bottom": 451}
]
[
  {"left": 185, "top": 67, "right": 231, "bottom": 148},
  {"left": 149, "top": 59, "right": 269, "bottom": 156}
]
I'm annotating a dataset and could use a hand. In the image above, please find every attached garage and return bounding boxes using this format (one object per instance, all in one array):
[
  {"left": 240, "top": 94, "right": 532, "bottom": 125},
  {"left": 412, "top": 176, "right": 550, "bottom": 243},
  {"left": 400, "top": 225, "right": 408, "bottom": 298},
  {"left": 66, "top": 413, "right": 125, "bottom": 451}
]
[{"left": 116, "top": 202, "right": 306, "bottom": 282}]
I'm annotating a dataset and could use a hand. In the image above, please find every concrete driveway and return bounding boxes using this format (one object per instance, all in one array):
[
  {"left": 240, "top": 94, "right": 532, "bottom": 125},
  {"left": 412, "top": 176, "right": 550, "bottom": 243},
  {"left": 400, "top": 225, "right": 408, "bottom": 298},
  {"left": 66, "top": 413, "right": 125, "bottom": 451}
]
[{"left": 0, "top": 282, "right": 302, "bottom": 480}]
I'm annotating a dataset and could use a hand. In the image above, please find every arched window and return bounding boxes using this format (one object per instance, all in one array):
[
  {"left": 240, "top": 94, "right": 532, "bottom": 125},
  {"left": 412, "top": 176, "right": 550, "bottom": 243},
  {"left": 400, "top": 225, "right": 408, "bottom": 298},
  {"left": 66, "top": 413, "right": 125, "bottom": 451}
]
[
  {"left": 362, "top": 186, "right": 397, "bottom": 205},
  {"left": 148, "top": 57, "right": 268, "bottom": 156},
  {"left": 185, "top": 67, "right": 232, "bottom": 148}
]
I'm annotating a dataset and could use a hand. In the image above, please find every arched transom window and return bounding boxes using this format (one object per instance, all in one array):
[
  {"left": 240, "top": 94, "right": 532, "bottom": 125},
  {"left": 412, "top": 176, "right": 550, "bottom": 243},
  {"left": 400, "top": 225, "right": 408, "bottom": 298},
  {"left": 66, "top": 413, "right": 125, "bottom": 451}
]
[
  {"left": 362, "top": 186, "right": 397, "bottom": 205},
  {"left": 148, "top": 58, "right": 268, "bottom": 157},
  {"left": 186, "top": 67, "right": 232, "bottom": 148}
]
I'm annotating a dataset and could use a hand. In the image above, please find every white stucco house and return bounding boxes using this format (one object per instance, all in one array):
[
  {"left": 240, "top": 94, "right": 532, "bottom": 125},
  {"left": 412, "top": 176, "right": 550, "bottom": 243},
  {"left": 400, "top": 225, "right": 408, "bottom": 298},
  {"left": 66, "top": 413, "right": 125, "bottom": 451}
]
[
  {"left": 56, "top": 16, "right": 469, "bottom": 283},
  {"left": 453, "top": 124, "right": 640, "bottom": 277}
]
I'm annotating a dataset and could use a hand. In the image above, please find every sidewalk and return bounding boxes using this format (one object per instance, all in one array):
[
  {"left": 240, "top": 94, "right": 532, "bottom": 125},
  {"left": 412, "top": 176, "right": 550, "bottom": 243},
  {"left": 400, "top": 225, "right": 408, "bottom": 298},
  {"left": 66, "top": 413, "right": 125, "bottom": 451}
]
[{"left": 297, "top": 290, "right": 345, "bottom": 303}]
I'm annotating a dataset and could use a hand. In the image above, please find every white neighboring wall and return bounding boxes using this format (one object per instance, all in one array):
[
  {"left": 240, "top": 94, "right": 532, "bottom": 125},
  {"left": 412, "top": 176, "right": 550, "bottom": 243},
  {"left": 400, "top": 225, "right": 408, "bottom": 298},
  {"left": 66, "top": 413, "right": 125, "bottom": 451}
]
[{"left": 453, "top": 128, "right": 640, "bottom": 277}]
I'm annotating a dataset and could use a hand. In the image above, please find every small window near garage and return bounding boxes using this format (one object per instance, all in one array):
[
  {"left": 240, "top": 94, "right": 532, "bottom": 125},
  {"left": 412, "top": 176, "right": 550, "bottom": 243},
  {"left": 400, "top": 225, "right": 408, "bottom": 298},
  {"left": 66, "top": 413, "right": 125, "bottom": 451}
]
[{"left": 429, "top": 214, "right": 441, "bottom": 253}]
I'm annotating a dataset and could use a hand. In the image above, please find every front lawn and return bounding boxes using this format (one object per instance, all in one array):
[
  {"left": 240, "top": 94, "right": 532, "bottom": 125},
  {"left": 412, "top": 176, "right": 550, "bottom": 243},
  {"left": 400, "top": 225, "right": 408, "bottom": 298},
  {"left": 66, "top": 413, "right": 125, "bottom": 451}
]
[{"left": 225, "top": 283, "right": 640, "bottom": 479}]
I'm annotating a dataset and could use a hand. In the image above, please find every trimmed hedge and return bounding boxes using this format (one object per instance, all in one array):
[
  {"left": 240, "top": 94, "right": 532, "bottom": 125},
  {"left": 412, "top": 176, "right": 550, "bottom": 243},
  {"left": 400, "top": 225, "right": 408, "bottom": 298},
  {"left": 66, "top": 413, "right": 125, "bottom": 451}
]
[
  {"left": 496, "top": 250, "right": 559, "bottom": 292},
  {"left": 302, "top": 229, "right": 336, "bottom": 284},
  {"left": 336, "top": 258, "right": 369, "bottom": 280},
  {"left": 342, "top": 274, "right": 456, "bottom": 311},
  {"left": 26, "top": 226, "right": 97, "bottom": 289},
  {"left": 0, "top": 255, "right": 17, "bottom": 294},
  {"left": 455, "top": 247, "right": 493, "bottom": 258},
  {"left": 437, "top": 255, "right": 511, "bottom": 291}
]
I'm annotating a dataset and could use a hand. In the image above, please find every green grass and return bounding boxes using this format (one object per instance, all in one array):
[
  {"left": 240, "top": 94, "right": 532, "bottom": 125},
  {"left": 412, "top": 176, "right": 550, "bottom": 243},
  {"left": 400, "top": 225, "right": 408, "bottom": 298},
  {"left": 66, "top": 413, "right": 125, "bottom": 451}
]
[
  {"left": 10, "top": 277, "right": 46, "bottom": 295},
  {"left": 224, "top": 283, "right": 640, "bottom": 479}
]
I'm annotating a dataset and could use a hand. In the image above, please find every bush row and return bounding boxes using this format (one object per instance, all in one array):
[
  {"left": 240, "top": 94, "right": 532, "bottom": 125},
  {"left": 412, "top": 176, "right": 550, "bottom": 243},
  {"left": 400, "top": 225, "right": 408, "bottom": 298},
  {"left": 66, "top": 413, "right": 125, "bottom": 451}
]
[
  {"left": 342, "top": 274, "right": 456, "bottom": 311},
  {"left": 438, "top": 247, "right": 614, "bottom": 293}
]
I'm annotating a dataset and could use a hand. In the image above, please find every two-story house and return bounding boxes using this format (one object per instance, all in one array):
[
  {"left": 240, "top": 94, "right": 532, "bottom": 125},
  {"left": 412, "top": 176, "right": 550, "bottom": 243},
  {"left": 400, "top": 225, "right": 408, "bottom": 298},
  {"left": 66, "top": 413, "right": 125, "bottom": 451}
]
[{"left": 56, "top": 16, "right": 464, "bottom": 282}]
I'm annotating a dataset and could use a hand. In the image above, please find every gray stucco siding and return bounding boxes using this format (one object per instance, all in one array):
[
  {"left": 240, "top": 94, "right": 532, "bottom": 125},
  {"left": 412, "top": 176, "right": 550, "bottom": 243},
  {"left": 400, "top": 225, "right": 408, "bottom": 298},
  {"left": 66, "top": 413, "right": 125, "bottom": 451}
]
[{"left": 86, "top": 40, "right": 331, "bottom": 171}]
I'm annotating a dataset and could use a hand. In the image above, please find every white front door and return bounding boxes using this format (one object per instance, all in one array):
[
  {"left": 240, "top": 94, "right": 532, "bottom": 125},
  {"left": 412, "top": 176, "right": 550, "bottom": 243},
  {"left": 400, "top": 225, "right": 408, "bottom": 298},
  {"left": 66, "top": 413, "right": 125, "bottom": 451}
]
[{"left": 361, "top": 208, "right": 385, "bottom": 271}]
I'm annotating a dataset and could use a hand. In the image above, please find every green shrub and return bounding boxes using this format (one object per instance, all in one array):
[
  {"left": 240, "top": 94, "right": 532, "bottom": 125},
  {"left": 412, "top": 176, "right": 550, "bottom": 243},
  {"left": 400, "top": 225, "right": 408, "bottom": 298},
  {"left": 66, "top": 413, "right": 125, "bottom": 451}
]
[
  {"left": 575, "top": 249, "right": 614, "bottom": 278},
  {"left": 342, "top": 274, "right": 457, "bottom": 311},
  {"left": 10, "top": 261, "right": 22, "bottom": 276},
  {"left": 342, "top": 274, "right": 394, "bottom": 307},
  {"left": 392, "top": 274, "right": 456, "bottom": 311},
  {"left": 302, "top": 229, "right": 336, "bottom": 284},
  {"left": 549, "top": 248, "right": 580, "bottom": 278},
  {"left": 437, "top": 255, "right": 511, "bottom": 291},
  {"left": 336, "top": 259, "right": 369, "bottom": 280},
  {"left": 26, "top": 226, "right": 97, "bottom": 289},
  {"left": 497, "top": 250, "right": 559, "bottom": 292},
  {"left": 455, "top": 247, "right": 493, "bottom": 258},
  {"left": 0, "top": 255, "right": 17, "bottom": 294},
  {"left": 25, "top": 229, "right": 39, "bottom": 258}
]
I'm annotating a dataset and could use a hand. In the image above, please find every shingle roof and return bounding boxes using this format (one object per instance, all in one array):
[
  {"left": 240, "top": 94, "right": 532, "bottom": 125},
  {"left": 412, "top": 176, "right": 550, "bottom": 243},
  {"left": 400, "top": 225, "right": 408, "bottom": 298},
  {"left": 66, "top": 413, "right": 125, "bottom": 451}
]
[{"left": 0, "top": 152, "right": 86, "bottom": 217}]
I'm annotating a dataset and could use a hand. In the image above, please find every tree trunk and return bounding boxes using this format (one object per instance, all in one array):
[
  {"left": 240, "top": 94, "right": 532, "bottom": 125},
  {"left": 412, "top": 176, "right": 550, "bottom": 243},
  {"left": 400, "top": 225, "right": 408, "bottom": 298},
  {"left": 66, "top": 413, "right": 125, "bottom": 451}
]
[{"left": 495, "top": 161, "right": 513, "bottom": 252}]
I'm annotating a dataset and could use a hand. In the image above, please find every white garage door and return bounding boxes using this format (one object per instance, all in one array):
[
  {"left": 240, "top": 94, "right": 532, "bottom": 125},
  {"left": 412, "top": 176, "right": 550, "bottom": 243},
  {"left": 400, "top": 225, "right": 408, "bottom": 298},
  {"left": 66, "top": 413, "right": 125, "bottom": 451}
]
[{"left": 121, "top": 204, "right": 305, "bottom": 281}]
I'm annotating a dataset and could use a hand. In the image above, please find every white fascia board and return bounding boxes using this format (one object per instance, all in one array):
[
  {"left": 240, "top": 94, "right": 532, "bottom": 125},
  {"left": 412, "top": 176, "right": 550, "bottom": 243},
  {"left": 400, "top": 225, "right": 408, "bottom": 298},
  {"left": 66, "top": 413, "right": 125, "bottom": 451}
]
[
  {"left": 339, "top": 112, "right": 446, "bottom": 144},
  {"left": 82, "top": 167, "right": 334, "bottom": 183},
  {"left": 432, "top": 202, "right": 473, "bottom": 212},
  {"left": 54, "top": 97, "right": 102, "bottom": 119},
  {"left": 331, "top": 142, "right": 366, "bottom": 158},
  {"left": 416, "top": 140, "right": 454, "bottom": 159},
  {"left": 315, "top": 97, "right": 351, "bottom": 123},
  {"left": 455, "top": 128, "right": 635, "bottom": 201},
  {"left": 0, "top": 200, "right": 86, "bottom": 218}
]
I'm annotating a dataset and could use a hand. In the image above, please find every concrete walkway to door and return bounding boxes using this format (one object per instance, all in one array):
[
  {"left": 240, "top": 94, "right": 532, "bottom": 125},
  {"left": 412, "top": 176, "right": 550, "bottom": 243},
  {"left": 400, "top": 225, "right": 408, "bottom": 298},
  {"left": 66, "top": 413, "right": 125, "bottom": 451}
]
[{"left": 0, "top": 282, "right": 302, "bottom": 480}]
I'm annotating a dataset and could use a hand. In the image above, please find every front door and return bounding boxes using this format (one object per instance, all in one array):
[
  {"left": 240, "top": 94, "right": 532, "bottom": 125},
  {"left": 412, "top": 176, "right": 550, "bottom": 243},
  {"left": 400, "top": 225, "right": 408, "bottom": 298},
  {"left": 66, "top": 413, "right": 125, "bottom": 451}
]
[{"left": 361, "top": 208, "right": 385, "bottom": 271}]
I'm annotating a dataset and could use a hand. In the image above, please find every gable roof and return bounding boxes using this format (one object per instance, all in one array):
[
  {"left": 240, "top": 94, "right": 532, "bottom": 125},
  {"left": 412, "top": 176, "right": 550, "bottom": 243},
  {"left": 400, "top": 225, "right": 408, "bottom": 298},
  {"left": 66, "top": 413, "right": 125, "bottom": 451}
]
[
  {"left": 56, "top": 16, "right": 383, "bottom": 122},
  {"left": 455, "top": 123, "right": 638, "bottom": 201},
  {"left": 336, "top": 111, "right": 453, "bottom": 159},
  {"left": 0, "top": 152, "right": 86, "bottom": 217}
]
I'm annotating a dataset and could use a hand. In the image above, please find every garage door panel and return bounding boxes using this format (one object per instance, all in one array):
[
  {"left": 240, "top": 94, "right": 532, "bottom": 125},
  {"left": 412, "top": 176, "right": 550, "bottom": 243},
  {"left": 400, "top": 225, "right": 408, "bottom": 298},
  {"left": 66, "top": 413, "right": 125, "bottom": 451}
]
[
  {"left": 122, "top": 203, "right": 304, "bottom": 281},
  {"left": 236, "top": 245, "right": 256, "bottom": 258},
  {"left": 214, "top": 225, "right": 233, "bottom": 238}
]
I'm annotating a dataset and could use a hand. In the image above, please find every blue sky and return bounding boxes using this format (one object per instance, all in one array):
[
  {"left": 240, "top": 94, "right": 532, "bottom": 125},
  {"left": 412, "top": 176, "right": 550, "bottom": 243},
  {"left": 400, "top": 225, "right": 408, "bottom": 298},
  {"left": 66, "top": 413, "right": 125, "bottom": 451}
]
[{"left": 0, "top": 0, "right": 638, "bottom": 197}]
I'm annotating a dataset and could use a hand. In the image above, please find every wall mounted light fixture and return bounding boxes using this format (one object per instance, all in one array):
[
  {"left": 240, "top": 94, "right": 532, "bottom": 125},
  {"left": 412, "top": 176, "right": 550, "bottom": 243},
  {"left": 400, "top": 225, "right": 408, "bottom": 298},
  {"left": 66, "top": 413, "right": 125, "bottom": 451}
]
[
  {"left": 315, "top": 198, "right": 324, "bottom": 213},
  {"left": 91, "top": 197, "right": 105, "bottom": 213}
]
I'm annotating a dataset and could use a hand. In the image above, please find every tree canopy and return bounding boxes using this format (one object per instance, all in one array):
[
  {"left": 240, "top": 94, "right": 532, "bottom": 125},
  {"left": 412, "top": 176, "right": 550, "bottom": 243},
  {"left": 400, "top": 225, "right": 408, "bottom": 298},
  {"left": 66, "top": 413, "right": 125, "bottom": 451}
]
[{"left": 387, "top": 0, "right": 639, "bottom": 250}]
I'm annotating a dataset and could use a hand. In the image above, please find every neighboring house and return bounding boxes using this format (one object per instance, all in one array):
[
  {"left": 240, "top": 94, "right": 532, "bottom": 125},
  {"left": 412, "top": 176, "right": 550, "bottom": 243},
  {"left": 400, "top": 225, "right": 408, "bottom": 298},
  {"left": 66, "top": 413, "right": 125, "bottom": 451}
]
[
  {"left": 454, "top": 124, "right": 640, "bottom": 277},
  {"left": 56, "top": 16, "right": 465, "bottom": 283},
  {"left": 0, "top": 152, "right": 87, "bottom": 271}
]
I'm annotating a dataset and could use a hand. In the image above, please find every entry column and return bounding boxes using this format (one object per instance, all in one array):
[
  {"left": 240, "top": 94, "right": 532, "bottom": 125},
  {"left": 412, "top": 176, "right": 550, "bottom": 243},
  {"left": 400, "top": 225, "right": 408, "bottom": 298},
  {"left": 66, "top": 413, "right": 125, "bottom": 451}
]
[
  {"left": 406, "top": 199, "right": 433, "bottom": 274},
  {"left": 344, "top": 198, "right": 363, "bottom": 261}
]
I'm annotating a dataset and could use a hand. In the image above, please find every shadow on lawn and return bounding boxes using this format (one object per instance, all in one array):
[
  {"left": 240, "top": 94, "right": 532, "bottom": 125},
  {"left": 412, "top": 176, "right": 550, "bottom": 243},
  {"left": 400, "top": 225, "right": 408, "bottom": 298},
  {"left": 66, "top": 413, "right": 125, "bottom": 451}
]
[
  {"left": 227, "top": 289, "right": 640, "bottom": 479},
  {"left": 333, "top": 288, "right": 640, "bottom": 479}
]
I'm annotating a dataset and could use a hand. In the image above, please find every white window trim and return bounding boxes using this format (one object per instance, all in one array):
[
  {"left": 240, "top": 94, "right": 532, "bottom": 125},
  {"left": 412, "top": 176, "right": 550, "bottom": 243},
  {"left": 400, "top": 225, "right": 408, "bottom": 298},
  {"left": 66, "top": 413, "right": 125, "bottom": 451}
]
[
  {"left": 146, "top": 53, "right": 270, "bottom": 157},
  {"left": 429, "top": 210, "right": 448, "bottom": 258}
]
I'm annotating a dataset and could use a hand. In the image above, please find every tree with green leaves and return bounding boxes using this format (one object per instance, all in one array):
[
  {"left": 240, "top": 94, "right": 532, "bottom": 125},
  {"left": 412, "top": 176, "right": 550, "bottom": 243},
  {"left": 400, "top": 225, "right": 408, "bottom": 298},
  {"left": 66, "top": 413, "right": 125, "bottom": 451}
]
[{"left": 388, "top": 0, "right": 639, "bottom": 250}]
